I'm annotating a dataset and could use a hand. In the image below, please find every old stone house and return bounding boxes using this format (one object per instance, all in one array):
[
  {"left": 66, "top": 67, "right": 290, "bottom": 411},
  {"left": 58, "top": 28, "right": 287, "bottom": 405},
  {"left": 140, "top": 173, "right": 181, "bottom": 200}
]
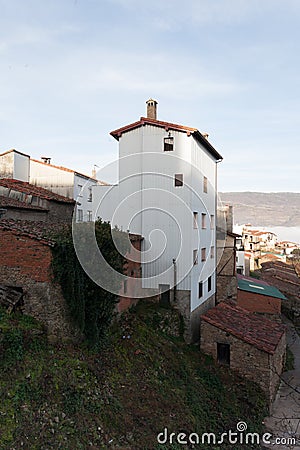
[
  {"left": 0, "top": 178, "right": 75, "bottom": 223},
  {"left": 237, "top": 274, "right": 286, "bottom": 318},
  {"left": 0, "top": 219, "right": 75, "bottom": 341},
  {"left": 200, "top": 301, "right": 286, "bottom": 405}
]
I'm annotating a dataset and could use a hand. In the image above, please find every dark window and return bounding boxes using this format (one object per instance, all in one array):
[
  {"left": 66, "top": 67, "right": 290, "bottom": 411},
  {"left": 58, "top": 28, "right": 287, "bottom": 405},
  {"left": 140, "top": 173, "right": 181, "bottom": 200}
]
[
  {"left": 237, "top": 268, "right": 243, "bottom": 274},
  {"left": 174, "top": 174, "right": 183, "bottom": 187},
  {"left": 198, "top": 282, "right": 203, "bottom": 298},
  {"left": 208, "top": 276, "right": 212, "bottom": 292},
  {"left": 123, "top": 279, "right": 127, "bottom": 294},
  {"left": 164, "top": 136, "right": 174, "bottom": 151},
  {"left": 217, "top": 343, "right": 230, "bottom": 365}
]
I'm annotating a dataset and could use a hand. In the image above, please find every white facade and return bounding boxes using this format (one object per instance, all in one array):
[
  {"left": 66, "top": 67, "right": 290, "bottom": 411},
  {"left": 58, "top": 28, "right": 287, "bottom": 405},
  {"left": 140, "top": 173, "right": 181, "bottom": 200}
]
[
  {"left": 93, "top": 108, "right": 222, "bottom": 314},
  {"left": 0, "top": 149, "right": 30, "bottom": 182},
  {"left": 30, "top": 159, "right": 98, "bottom": 222}
]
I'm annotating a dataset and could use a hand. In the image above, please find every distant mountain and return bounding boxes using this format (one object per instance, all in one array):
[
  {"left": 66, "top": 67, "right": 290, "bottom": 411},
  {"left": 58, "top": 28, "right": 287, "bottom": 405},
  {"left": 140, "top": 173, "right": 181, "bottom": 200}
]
[{"left": 219, "top": 192, "right": 300, "bottom": 227}]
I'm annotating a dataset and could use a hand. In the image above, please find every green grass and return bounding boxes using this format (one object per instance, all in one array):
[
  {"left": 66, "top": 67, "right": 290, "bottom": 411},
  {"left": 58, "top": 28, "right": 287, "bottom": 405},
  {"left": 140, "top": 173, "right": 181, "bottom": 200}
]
[{"left": 0, "top": 303, "right": 268, "bottom": 449}]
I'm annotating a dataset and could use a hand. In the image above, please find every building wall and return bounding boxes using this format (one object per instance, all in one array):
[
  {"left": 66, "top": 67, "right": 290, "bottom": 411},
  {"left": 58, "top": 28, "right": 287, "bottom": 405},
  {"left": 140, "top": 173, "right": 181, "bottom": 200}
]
[
  {"left": 0, "top": 151, "right": 30, "bottom": 182},
  {"left": 118, "top": 238, "right": 142, "bottom": 313},
  {"left": 269, "top": 333, "right": 286, "bottom": 403},
  {"left": 217, "top": 234, "right": 237, "bottom": 303},
  {"left": 237, "top": 290, "right": 281, "bottom": 315},
  {"left": 0, "top": 230, "right": 78, "bottom": 341},
  {"left": 200, "top": 321, "right": 281, "bottom": 403},
  {"left": 45, "top": 200, "right": 74, "bottom": 223},
  {"left": 1, "top": 208, "right": 48, "bottom": 222}
]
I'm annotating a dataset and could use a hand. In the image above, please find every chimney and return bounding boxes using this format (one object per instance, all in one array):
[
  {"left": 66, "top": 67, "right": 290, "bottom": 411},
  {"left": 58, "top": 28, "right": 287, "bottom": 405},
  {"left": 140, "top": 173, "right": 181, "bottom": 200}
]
[
  {"left": 146, "top": 98, "right": 158, "bottom": 120},
  {"left": 41, "top": 157, "right": 51, "bottom": 164}
]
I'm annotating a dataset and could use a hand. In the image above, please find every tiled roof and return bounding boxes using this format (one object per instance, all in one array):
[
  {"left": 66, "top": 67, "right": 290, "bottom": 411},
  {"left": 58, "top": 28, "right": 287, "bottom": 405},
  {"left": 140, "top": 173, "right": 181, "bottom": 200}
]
[
  {"left": 0, "top": 219, "right": 69, "bottom": 246},
  {"left": 0, "top": 179, "right": 75, "bottom": 204},
  {"left": 0, "top": 148, "right": 30, "bottom": 158},
  {"left": 201, "top": 302, "right": 286, "bottom": 354},
  {"left": 0, "top": 195, "right": 48, "bottom": 211},
  {"left": 110, "top": 116, "right": 223, "bottom": 161},
  {"left": 237, "top": 275, "right": 286, "bottom": 300}
]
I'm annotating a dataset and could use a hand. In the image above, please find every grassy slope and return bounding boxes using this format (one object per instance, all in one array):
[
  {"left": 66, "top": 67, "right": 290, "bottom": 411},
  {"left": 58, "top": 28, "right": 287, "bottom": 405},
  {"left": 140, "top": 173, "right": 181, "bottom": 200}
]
[{"left": 0, "top": 302, "right": 267, "bottom": 450}]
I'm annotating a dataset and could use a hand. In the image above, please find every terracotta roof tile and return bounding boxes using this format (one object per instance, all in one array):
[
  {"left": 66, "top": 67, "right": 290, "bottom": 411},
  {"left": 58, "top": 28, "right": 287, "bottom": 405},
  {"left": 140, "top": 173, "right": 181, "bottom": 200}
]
[
  {"left": 0, "top": 195, "right": 48, "bottom": 211},
  {"left": 201, "top": 302, "right": 285, "bottom": 354},
  {"left": 0, "top": 179, "right": 75, "bottom": 204},
  {"left": 0, "top": 219, "right": 69, "bottom": 246}
]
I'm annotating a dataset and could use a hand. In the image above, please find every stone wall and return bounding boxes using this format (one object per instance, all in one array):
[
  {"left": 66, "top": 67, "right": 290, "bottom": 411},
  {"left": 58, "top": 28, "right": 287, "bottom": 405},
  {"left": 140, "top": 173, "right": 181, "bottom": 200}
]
[
  {"left": 2, "top": 208, "right": 48, "bottom": 222},
  {"left": 0, "top": 230, "right": 78, "bottom": 341},
  {"left": 217, "top": 234, "right": 237, "bottom": 303},
  {"left": 200, "top": 320, "right": 285, "bottom": 404},
  {"left": 172, "top": 290, "right": 215, "bottom": 343}
]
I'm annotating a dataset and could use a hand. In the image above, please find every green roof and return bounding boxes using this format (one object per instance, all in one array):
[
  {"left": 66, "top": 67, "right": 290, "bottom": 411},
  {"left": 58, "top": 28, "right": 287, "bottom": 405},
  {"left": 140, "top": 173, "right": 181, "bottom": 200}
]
[{"left": 237, "top": 277, "right": 287, "bottom": 300}]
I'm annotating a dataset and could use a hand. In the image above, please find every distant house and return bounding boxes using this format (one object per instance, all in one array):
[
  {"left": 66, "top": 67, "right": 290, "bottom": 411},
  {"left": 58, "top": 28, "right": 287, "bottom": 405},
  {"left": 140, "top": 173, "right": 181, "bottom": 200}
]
[
  {"left": 237, "top": 274, "right": 286, "bottom": 317},
  {"left": 0, "top": 178, "right": 75, "bottom": 223},
  {"left": 200, "top": 301, "right": 286, "bottom": 405}
]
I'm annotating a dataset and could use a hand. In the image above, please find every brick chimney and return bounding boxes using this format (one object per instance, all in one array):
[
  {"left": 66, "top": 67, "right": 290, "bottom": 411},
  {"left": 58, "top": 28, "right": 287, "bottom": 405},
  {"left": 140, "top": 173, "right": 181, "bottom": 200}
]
[{"left": 146, "top": 98, "right": 158, "bottom": 120}]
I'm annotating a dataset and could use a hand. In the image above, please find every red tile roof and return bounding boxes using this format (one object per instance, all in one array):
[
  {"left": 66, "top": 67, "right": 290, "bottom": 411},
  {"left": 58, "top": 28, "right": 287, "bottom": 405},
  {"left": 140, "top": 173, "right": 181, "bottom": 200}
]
[
  {"left": 0, "top": 148, "right": 30, "bottom": 158},
  {"left": 0, "top": 179, "right": 75, "bottom": 204},
  {"left": 110, "top": 117, "right": 223, "bottom": 161},
  {"left": 0, "top": 195, "right": 48, "bottom": 211},
  {"left": 0, "top": 219, "right": 69, "bottom": 246},
  {"left": 201, "top": 302, "right": 285, "bottom": 354}
]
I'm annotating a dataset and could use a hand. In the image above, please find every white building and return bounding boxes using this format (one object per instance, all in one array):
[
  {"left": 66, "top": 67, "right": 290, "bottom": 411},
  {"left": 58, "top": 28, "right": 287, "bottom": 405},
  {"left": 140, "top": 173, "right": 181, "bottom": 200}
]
[
  {"left": 93, "top": 99, "right": 223, "bottom": 342},
  {"left": 0, "top": 149, "right": 102, "bottom": 222},
  {"left": 30, "top": 158, "right": 102, "bottom": 222}
]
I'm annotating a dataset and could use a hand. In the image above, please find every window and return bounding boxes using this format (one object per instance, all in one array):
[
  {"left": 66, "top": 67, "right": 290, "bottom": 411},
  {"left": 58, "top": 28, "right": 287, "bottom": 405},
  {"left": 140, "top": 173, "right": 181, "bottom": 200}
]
[
  {"left": 203, "top": 176, "right": 208, "bottom": 193},
  {"left": 87, "top": 211, "right": 92, "bottom": 222},
  {"left": 210, "top": 214, "right": 214, "bottom": 229},
  {"left": 202, "top": 213, "right": 206, "bottom": 229},
  {"left": 88, "top": 186, "right": 92, "bottom": 202},
  {"left": 77, "top": 184, "right": 83, "bottom": 197},
  {"left": 193, "top": 212, "right": 198, "bottom": 229},
  {"left": 174, "top": 174, "right": 183, "bottom": 187},
  {"left": 77, "top": 209, "right": 83, "bottom": 222},
  {"left": 217, "top": 343, "right": 230, "bottom": 365},
  {"left": 211, "top": 246, "right": 215, "bottom": 258},
  {"left": 123, "top": 279, "right": 127, "bottom": 294},
  {"left": 198, "top": 282, "right": 203, "bottom": 298},
  {"left": 164, "top": 136, "right": 174, "bottom": 151},
  {"left": 208, "top": 276, "right": 212, "bottom": 292},
  {"left": 193, "top": 249, "right": 198, "bottom": 265},
  {"left": 201, "top": 247, "right": 206, "bottom": 261}
]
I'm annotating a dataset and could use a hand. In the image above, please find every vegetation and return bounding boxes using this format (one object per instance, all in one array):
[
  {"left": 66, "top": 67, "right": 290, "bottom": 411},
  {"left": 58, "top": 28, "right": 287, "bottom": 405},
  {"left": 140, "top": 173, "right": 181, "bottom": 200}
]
[
  {"left": 51, "top": 220, "right": 129, "bottom": 347},
  {"left": 0, "top": 302, "right": 268, "bottom": 449}
]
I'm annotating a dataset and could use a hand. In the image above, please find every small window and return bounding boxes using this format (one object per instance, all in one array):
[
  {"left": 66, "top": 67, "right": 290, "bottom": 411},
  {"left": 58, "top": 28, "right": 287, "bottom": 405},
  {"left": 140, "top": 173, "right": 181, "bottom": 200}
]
[
  {"left": 211, "top": 246, "right": 215, "bottom": 258},
  {"left": 77, "top": 209, "right": 83, "bottom": 222},
  {"left": 193, "top": 249, "right": 198, "bottom": 265},
  {"left": 198, "top": 282, "right": 203, "bottom": 298},
  {"left": 174, "top": 174, "right": 183, "bottom": 187},
  {"left": 193, "top": 212, "right": 198, "bottom": 229},
  {"left": 217, "top": 343, "right": 230, "bottom": 365},
  {"left": 123, "top": 279, "right": 127, "bottom": 294},
  {"left": 78, "top": 184, "right": 83, "bottom": 197},
  {"left": 210, "top": 214, "right": 214, "bottom": 229},
  {"left": 203, "top": 176, "right": 208, "bottom": 193},
  {"left": 201, "top": 247, "right": 206, "bottom": 261},
  {"left": 202, "top": 213, "right": 206, "bottom": 229},
  {"left": 88, "top": 187, "right": 92, "bottom": 202},
  {"left": 208, "top": 276, "right": 212, "bottom": 292},
  {"left": 87, "top": 211, "right": 92, "bottom": 222},
  {"left": 164, "top": 136, "right": 174, "bottom": 151}
]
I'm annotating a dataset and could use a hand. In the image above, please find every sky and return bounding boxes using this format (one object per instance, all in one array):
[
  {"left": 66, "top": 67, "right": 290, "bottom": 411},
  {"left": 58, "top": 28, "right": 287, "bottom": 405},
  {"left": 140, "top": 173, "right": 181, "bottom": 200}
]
[{"left": 0, "top": 0, "right": 300, "bottom": 192}]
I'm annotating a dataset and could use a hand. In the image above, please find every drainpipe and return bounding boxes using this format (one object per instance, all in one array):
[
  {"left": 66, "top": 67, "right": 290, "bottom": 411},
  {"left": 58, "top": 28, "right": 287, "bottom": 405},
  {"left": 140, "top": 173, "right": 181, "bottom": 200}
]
[{"left": 173, "top": 258, "right": 177, "bottom": 302}]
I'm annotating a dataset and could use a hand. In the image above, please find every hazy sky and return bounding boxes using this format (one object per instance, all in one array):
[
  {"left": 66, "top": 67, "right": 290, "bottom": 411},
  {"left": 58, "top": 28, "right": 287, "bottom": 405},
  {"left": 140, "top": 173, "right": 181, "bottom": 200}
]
[{"left": 1, "top": 0, "right": 299, "bottom": 192}]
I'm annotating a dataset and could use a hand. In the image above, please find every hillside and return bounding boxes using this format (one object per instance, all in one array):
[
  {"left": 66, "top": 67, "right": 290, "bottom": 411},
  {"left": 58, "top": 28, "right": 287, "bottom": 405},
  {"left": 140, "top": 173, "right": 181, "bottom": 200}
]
[
  {"left": 0, "top": 302, "right": 267, "bottom": 450},
  {"left": 220, "top": 192, "right": 300, "bottom": 227}
]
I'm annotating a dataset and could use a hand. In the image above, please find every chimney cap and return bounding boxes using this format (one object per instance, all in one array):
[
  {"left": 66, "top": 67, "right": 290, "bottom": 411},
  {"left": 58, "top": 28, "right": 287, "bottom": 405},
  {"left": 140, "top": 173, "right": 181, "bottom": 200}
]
[
  {"left": 146, "top": 98, "right": 158, "bottom": 105},
  {"left": 41, "top": 156, "right": 51, "bottom": 164}
]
